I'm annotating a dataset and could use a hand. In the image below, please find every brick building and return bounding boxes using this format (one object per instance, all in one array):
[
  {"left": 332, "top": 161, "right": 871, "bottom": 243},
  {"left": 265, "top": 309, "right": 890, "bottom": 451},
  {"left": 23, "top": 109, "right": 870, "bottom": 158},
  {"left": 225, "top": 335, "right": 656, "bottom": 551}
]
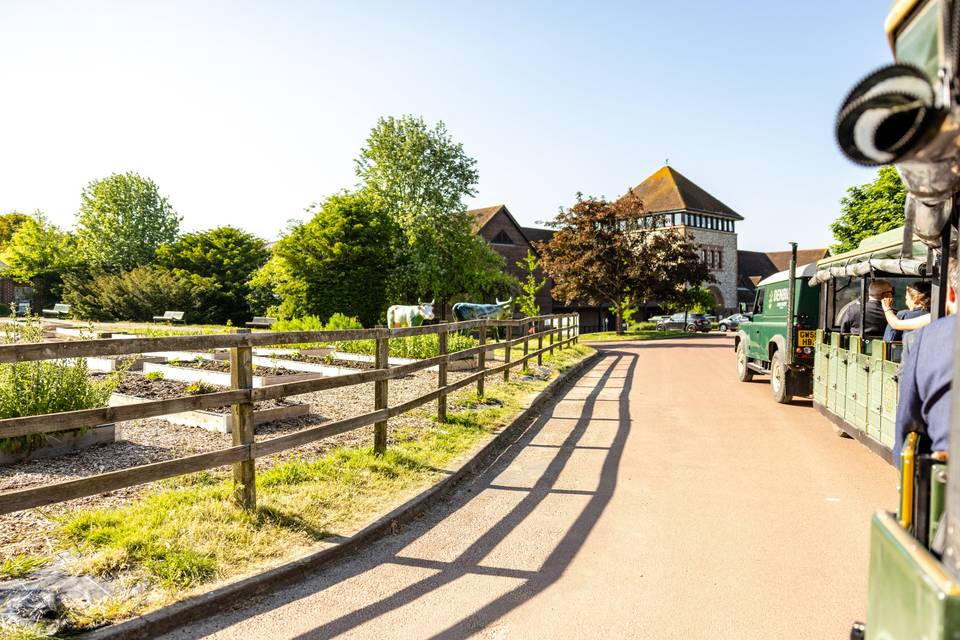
[{"left": 624, "top": 166, "right": 743, "bottom": 315}]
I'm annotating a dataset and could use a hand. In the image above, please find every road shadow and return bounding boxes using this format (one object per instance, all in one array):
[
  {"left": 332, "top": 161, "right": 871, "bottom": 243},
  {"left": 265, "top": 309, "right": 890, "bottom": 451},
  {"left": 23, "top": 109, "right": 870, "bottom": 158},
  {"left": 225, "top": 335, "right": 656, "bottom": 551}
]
[{"left": 166, "top": 348, "right": 635, "bottom": 640}]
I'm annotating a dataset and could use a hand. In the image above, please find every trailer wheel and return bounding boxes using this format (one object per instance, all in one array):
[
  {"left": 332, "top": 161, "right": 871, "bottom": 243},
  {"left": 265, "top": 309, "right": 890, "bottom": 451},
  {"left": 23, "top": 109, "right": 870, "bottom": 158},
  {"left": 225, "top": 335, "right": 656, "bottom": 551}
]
[
  {"left": 736, "top": 341, "right": 753, "bottom": 382},
  {"left": 771, "top": 351, "right": 792, "bottom": 404}
]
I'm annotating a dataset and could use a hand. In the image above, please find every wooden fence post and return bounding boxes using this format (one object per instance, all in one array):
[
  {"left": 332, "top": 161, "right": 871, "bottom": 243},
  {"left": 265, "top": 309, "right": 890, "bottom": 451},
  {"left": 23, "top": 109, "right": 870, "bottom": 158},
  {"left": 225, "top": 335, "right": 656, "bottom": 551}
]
[
  {"left": 374, "top": 329, "right": 389, "bottom": 455},
  {"left": 437, "top": 325, "right": 448, "bottom": 422},
  {"left": 549, "top": 317, "right": 556, "bottom": 356},
  {"left": 477, "top": 321, "right": 486, "bottom": 398},
  {"left": 537, "top": 319, "right": 544, "bottom": 367},
  {"left": 503, "top": 323, "right": 512, "bottom": 382},
  {"left": 558, "top": 316, "right": 565, "bottom": 351},
  {"left": 522, "top": 319, "right": 530, "bottom": 371},
  {"left": 230, "top": 328, "right": 256, "bottom": 511},
  {"left": 574, "top": 314, "right": 579, "bottom": 344}
]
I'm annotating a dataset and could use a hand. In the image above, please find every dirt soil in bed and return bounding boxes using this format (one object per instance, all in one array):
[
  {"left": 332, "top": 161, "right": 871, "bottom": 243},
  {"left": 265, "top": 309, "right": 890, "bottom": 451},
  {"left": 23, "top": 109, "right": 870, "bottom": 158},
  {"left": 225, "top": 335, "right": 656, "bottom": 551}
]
[
  {"left": 0, "top": 363, "right": 492, "bottom": 557},
  {"left": 276, "top": 353, "right": 376, "bottom": 370},
  {"left": 167, "top": 359, "right": 307, "bottom": 377},
  {"left": 112, "top": 374, "right": 292, "bottom": 414}
]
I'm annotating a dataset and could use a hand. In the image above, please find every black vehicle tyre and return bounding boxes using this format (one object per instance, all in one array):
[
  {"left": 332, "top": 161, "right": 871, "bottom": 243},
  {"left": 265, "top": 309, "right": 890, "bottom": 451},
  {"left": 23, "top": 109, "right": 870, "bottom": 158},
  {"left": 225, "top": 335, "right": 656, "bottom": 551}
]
[
  {"left": 736, "top": 341, "right": 754, "bottom": 382},
  {"left": 685, "top": 323, "right": 697, "bottom": 332},
  {"left": 656, "top": 323, "right": 666, "bottom": 332},
  {"left": 719, "top": 323, "right": 728, "bottom": 332},
  {"left": 770, "top": 351, "right": 792, "bottom": 404}
]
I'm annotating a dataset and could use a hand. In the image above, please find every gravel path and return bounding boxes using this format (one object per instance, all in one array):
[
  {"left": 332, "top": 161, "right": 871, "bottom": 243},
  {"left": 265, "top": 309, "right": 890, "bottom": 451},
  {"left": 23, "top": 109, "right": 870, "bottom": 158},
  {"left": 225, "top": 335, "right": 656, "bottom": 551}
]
[{"left": 0, "top": 364, "right": 492, "bottom": 557}]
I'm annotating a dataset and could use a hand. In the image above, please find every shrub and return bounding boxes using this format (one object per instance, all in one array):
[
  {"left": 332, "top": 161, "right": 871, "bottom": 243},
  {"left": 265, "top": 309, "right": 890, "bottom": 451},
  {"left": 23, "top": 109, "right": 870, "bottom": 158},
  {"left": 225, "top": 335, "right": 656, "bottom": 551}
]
[
  {"left": 63, "top": 266, "right": 220, "bottom": 323},
  {"left": 271, "top": 315, "right": 325, "bottom": 332},
  {"left": 144, "top": 371, "right": 165, "bottom": 381},
  {"left": 0, "top": 318, "right": 121, "bottom": 453},
  {"left": 636, "top": 322, "right": 657, "bottom": 331},
  {"left": 336, "top": 333, "right": 478, "bottom": 359},
  {"left": 185, "top": 381, "right": 215, "bottom": 395}
]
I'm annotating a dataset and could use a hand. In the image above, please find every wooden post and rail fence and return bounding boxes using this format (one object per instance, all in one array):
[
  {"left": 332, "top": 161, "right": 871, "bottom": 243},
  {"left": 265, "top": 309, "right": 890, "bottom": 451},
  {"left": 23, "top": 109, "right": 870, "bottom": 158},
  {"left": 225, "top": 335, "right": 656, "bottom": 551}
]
[{"left": 0, "top": 313, "right": 579, "bottom": 514}]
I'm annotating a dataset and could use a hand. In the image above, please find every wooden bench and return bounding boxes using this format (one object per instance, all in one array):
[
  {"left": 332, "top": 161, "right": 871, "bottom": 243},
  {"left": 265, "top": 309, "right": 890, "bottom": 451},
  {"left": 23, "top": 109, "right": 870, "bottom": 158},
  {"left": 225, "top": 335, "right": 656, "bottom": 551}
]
[
  {"left": 152, "top": 310, "right": 185, "bottom": 324},
  {"left": 245, "top": 316, "right": 277, "bottom": 329},
  {"left": 41, "top": 303, "right": 71, "bottom": 318}
]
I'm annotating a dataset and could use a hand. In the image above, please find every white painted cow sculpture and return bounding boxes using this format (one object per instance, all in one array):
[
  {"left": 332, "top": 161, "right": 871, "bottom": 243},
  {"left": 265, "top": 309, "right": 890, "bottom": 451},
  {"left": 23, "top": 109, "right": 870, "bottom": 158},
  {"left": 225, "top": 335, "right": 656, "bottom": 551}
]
[{"left": 386, "top": 301, "right": 435, "bottom": 328}]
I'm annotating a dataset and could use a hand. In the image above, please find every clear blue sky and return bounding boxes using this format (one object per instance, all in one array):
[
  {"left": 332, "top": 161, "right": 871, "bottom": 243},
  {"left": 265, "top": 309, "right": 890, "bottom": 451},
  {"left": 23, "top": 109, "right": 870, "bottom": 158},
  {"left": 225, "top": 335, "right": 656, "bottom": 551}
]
[{"left": 0, "top": 1, "right": 891, "bottom": 251}]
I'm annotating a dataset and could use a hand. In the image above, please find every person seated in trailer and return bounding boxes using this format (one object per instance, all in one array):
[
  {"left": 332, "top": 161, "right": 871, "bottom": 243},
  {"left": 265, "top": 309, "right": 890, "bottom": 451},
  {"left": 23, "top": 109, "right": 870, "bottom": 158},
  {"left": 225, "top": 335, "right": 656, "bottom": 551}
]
[
  {"left": 893, "top": 261, "right": 958, "bottom": 463},
  {"left": 839, "top": 279, "right": 893, "bottom": 337},
  {"left": 882, "top": 281, "right": 932, "bottom": 342}
]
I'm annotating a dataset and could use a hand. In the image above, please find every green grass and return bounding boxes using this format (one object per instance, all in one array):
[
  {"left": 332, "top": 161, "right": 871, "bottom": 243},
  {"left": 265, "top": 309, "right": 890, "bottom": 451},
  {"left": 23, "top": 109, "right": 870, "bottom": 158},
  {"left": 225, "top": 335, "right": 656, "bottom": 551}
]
[
  {"left": 28, "top": 344, "right": 594, "bottom": 631},
  {"left": 0, "top": 553, "right": 49, "bottom": 580},
  {"left": 579, "top": 329, "right": 705, "bottom": 342}
]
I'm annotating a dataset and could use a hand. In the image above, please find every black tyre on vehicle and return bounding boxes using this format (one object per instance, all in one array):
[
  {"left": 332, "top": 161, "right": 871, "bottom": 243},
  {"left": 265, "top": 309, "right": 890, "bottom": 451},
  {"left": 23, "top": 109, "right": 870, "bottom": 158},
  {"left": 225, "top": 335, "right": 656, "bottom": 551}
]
[
  {"left": 770, "top": 350, "right": 792, "bottom": 404},
  {"left": 719, "top": 323, "right": 729, "bottom": 332},
  {"left": 736, "top": 341, "right": 753, "bottom": 382},
  {"left": 656, "top": 323, "right": 666, "bottom": 331},
  {"left": 685, "top": 323, "right": 697, "bottom": 332}
]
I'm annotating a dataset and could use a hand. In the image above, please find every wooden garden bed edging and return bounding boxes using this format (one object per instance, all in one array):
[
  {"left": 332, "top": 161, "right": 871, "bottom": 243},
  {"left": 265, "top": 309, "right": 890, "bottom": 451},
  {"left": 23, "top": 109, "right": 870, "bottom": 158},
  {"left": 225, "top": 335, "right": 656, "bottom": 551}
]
[
  {"left": 108, "top": 393, "right": 311, "bottom": 434},
  {"left": 140, "top": 362, "right": 337, "bottom": 389},
  {"left": 0, "top": 424, "right": 115, "bottom": 465},
  {"left": 0, "top": 313, "right": 580, "bottom": 515}
]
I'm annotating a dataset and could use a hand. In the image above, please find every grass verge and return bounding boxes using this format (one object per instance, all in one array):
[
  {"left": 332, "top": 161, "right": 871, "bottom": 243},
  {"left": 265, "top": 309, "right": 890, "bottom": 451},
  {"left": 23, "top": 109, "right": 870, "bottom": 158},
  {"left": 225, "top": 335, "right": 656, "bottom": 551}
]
[
  {"left": 0, "top": 554, "right": 49, "bottom": 580},
  {"left": 579, "top": 329, "right": 707, "bottom": 342},
  {"left": 7, "top": 343, "right": 593, "bottom": 636}
]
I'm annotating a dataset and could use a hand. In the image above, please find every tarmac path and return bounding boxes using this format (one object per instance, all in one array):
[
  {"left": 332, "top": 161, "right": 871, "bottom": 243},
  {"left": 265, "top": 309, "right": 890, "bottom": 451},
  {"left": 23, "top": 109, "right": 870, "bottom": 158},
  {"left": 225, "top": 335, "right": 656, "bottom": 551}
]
[{"left": 162, "top": 334, "right": 897, "bottom": 640}]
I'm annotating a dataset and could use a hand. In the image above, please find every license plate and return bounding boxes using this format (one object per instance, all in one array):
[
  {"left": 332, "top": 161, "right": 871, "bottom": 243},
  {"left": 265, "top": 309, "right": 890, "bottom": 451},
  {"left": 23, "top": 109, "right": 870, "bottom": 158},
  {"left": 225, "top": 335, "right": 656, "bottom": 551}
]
[{"left": 798, "top": 330, "right": 816, "bottom": 347}]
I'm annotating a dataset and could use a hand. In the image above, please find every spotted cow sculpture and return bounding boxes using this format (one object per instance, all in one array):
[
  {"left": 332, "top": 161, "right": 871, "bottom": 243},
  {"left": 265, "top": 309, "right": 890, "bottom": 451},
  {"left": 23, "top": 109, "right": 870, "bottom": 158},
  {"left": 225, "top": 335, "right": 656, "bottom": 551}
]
[
  {"left": 451, "top": 298, "right": 513, "bottom": 322},
  {"left": 386, "top": 301, "right": 435, "bottom": 328}
]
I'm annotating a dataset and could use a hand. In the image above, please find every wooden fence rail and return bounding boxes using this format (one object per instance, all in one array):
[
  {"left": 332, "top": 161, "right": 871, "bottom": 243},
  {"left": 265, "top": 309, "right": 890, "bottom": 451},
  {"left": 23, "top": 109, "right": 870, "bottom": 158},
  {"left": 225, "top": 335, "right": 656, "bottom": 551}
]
[{"left": 0, "top": 314, "right": 579, "bottom": 515}]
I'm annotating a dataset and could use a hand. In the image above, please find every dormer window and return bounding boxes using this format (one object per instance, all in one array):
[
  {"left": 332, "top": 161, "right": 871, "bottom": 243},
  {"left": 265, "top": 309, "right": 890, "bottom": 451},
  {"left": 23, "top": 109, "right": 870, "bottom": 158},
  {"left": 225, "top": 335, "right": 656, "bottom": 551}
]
[{"left": 492, "top": 230, "right": 514, "bottom": 245}]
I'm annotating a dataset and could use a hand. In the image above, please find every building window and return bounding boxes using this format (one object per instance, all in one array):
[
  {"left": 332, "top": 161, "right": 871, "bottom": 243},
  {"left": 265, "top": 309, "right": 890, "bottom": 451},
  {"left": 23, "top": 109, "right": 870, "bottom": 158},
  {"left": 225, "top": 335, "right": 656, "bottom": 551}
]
[
  {"left": 491, "top": 230, "right": 514, "bottom": 245},
  {"left": 717, "top": 249, "right": 723, "bottom": 269}
]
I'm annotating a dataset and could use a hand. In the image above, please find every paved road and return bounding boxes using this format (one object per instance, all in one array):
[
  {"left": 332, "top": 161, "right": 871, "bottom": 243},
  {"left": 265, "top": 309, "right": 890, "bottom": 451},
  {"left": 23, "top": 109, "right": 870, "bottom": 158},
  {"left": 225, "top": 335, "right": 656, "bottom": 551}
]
[{"left": 163, "top": 335, "right": 897, "bottom": 640}]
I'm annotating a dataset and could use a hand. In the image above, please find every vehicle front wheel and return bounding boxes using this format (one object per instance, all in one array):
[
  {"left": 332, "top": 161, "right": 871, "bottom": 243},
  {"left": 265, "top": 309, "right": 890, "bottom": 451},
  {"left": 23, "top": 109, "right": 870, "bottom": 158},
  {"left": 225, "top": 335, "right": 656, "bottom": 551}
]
[
  {"left": 719, "top": 323, "right": 728, "bottom": 332},
  {"left": 736, "top": 341, "right": 753, "bottom": 382},
  {"left": 656, "top": 324, "right": 666, "bottom": 331},
  {"left": 685, "top": 323, "right": 697, "bottom": 332},
  {"left": 770, "top": 351, "right": 792, "bottom": 404}
]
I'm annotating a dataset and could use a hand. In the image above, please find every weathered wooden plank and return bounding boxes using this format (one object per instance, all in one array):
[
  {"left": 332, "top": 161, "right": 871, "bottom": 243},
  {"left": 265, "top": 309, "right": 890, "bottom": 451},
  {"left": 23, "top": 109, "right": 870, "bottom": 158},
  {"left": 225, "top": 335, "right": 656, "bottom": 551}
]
[
  {"left": 231, "top": 336, "right": 256, "bottom": 510},
  {"left": 438, "top": 328, "right": 448, "bottom": 422},
  {"left": 0, "top": 390, "right": 249, "bottom": 438},
  {"left": 0, "top": 445, "right": 249, "bottom": 516},
  {"left": 252, "top": 409, "right": 389, "bottom": 458},
  {"left": 477, "top": 323, "right": 487, "bottom": 398},
  {"left": 374, "top": 335, "right": 389, "bottom": 455}
]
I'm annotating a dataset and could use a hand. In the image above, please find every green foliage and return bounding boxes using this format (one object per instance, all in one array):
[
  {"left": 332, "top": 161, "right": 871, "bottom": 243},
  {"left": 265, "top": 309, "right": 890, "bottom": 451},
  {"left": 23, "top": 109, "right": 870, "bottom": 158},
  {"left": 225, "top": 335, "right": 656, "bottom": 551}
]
[
  {"left": 76, "top": 172, "right": 180, "bottom": 273},
  {"left": 62, "top": 266, "right": 218, "bottom": 323},
  {"left": 355, "top": 115, "right": 512, "bottom": 313},
  {"left": 0, "top": 211, "right": 30, "bottom": 250},
  {"left": 515, "top": 249, "right": 546, "bottom": 317},
  {"left": 1, "top": 211, "right": 78, "bottom": 309},
  {"left": 0, "top": 553, "right": 49, "bottom": 580},
  {"left": 156, "top": 227, "right": 269, "bottom": 324},
  {"left": 0, "top": 319, "right": 121, "bottom": 453},
  {"left": 270, "top": 315, "right": 325, "bottom": 332},
  {"left": 831, "top": 166, "right": 906, "bottom": 253},
  {"left": 324, "top": 312, "right": 364, "bottom": 331},
  {"left": 185, "top": 381, "right": 216, "bottom": 395},
  {"left": 661, "top": 286, "right": 718, "bottom": 314},
  {"left": 144, "top": 371, "right": 165, "bottom": 381},
  {"left": 253, "top": 192, "right": 394, "bottom": 326},
  {"left": 337, "top": 332, "right": 478, "bottom": 359}
]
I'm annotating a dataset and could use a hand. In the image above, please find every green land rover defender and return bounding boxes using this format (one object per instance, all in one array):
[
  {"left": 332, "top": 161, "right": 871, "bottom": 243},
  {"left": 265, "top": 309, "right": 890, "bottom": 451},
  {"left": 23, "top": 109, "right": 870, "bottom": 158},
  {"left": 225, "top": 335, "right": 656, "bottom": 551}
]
[{"left": 734, "top": 251, "right": 820, "bottom": 404}]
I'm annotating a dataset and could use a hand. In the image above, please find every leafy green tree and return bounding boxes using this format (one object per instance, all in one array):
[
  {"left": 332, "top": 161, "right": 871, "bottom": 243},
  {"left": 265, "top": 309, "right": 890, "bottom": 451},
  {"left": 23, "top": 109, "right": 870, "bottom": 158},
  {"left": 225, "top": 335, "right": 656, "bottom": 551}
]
[
  {"left": 1, "top": 212, "right": 78, "bottom": 309},
  {"left": 831, "top": 166, "right": 905, "bottom": 253},
  {"left": 355, "top": 115, "right": 508, "bottom": 315},
  {"left": 62, "top": 267, "right": 218, "bottom": 322},
  {"left": 251, "top": 192, "right": 395, "bottom": 326},
  {"left": 155, "top": 227, "right": 269, "bottom": 324},
  {"left": 0, "top": 212, "right": 30, "bottom": 250},
  {"left": 539, "top": 193, "right": 712, "bottom": 334},
  {"left": 515, "top": 249, "right": 547, "bottom": 317},
  {"left": 76, "top": 172, "right": 181, "bottom": 272}
]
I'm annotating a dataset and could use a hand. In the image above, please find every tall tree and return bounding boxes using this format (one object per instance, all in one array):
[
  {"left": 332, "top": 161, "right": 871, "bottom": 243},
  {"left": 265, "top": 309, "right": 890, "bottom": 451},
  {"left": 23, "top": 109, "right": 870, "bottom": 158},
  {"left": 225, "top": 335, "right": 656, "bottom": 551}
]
[
  {"left": 355, "top": 115, "right": 508, "bottom": 315},
  {"left": 155, "top": 227, "right": 269, "bottom": 324},
  {"left": 0, "top": 212, "right": 30, "bottom": 251},
  {"left": 1, "top": 212, "right": 77, "bottom": 309},
  {"left": 539, "top": 193, "right": 711, "bottom": 334},
  {"left": 76, "top": 172, "right": 180, "bottom": 272},
  {"left": 830, "top": 166, "right": 905, "bottom": 253},
  {"left": 250, "top": 192, "right": 395, "bottom": 326}
]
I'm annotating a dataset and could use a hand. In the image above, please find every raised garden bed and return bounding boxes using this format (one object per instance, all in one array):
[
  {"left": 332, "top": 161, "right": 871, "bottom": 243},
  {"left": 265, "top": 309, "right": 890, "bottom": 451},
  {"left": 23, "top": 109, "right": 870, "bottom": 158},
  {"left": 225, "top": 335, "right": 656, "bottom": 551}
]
[
  {"left": 108, "top": 375, "right": 310, "bottom": 433},
  {"left": 0, "top": 425, "right": 115, "bottom": 465},
  {"left": 141, "top": 360, "right": 333, "bottom": 388},
  {"left": 86, "top": 355, "right": 166, "bottom": 373}
]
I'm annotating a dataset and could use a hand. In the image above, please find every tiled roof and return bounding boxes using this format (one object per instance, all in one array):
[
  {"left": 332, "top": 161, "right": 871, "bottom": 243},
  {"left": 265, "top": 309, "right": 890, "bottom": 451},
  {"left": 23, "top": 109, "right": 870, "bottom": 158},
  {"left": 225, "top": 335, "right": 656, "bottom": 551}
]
[
  {"left": 627, "top": 166, "right": 744, "bottom": 220},
  {"left": 737, "top": 248, "right": 830, "bottom": 288},
  {"left": 468, "top": 205, "right": 507, "bottom": 233},
  {"left": 521, "top": 226, "right": 555, "bottom": 245}
]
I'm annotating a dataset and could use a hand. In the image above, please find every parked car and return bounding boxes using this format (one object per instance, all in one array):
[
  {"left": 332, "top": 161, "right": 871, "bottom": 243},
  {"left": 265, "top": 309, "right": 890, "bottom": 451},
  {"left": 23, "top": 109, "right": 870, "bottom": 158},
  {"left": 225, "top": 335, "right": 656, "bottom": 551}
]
[
  {"left": 655, "top": 312, "right": 712, "bottom": 333},
  {"left": 718, "top": 313, "right": 752, "bottom": 332},
  {"left": 647, "top": 314, "right": 672, "bottom": 325}
]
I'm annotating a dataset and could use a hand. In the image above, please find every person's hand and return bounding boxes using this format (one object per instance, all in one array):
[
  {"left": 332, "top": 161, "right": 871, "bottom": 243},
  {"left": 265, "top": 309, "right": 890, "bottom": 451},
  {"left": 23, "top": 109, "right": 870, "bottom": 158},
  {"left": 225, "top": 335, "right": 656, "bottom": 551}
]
[{"left": 882, "top": 297, "right": 894, "bottom": 312}]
